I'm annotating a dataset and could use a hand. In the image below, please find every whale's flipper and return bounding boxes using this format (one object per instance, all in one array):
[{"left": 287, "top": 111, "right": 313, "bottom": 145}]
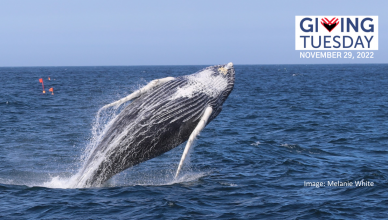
[
  {"left": 100, "top": 77, "right": 175, "bottom": 111},
  {"left": 175, "top": 106, "right": 213, "bottom": 178}
]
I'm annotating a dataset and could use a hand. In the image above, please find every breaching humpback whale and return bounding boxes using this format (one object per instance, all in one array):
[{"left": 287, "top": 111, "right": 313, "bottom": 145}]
[{"left": 75, "top": 63, "right": 235, "bottom": 187}]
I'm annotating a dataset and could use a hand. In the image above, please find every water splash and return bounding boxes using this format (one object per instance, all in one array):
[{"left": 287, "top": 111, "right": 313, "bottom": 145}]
[
  {"left": 42, "top": 176, "right": 76, "bottom": 189},
  {"left": 42, "top": 169, "right": 209, "bottom": 188}
]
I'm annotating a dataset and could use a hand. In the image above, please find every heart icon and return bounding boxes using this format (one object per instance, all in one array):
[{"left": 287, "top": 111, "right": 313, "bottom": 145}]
[{"left": 321, "top": 17, "right": 339, "bottom": 32}]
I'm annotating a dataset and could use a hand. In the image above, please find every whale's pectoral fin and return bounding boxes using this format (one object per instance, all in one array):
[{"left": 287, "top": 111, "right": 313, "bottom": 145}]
[
  {"left": 175, "top": 106, "right": 213, "bottom": 178},
  {"left": 99, "top": 77, "right": 175, "bottom": 111}
]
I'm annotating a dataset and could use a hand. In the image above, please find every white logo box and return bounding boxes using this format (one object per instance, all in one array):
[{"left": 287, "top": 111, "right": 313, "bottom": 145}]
[{"left": 295, "top": 16, "right": 378, "bottom": 50}]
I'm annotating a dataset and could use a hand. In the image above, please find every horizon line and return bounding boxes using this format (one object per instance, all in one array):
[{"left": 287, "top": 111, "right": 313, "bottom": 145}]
[{"left": 0, "top": 62, "right": 387, "bottom": 68}]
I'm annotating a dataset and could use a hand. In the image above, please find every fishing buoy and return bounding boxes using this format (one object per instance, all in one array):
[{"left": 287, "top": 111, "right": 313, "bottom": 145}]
[
  {"left": 48, "top": 77, "right": 51, "bottom": 80},
  {"left": 39, "top": 78, "right": 45, "bottom": 94},
  {"left": 49, "top": 87, "right": 54, "bottom": 95}
]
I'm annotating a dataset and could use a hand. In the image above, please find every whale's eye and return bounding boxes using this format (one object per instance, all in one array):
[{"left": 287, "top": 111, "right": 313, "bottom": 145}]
[{"left": 218, "top": 67, "right": 227, "bottom": 75}]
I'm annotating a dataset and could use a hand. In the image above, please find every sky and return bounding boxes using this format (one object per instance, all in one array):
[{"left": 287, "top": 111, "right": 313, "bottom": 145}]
[{"left": 0, "top": 0, "right": 386, "bottom": 66}]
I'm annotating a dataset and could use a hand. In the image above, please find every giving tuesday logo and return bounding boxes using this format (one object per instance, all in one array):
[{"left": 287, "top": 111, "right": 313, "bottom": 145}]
[{"left": 295, "top": 16, "right": 378, "bottom": 50}]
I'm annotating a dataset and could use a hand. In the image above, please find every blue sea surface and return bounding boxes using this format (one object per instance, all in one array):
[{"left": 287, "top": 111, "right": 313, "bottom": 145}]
[{"left": 0, "top": 64, "right": 387, "bottom": 219}]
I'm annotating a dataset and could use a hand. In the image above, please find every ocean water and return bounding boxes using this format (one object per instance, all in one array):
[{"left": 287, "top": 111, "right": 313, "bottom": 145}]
[{"left": 0, "top": 64, "right": 387, "bottom": 219}]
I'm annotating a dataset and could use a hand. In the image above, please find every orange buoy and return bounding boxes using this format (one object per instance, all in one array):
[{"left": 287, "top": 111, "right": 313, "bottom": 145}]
[{"left": 39, "top": 78, "right": 45, "bottom": 93}]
